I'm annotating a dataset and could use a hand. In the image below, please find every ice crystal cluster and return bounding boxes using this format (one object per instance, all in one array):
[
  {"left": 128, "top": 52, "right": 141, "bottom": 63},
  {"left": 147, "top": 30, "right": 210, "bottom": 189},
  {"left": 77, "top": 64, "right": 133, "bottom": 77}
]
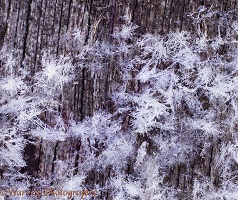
[{"left": 1, "top": 8, "right": 238, "bottom": 200}]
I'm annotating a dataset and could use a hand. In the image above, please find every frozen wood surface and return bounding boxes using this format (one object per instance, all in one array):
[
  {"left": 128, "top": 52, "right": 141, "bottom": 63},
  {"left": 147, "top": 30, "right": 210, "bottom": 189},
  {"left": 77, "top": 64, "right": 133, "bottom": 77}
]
[{"left": 0, "top": 0, "right": 237, "bottom": 199}]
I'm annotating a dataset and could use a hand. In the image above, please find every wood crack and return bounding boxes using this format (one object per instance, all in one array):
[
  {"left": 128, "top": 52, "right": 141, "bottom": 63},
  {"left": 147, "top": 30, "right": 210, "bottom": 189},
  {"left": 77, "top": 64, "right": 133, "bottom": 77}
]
[{"left": 21, "top": 0, "right": 33, "bottom": 68}]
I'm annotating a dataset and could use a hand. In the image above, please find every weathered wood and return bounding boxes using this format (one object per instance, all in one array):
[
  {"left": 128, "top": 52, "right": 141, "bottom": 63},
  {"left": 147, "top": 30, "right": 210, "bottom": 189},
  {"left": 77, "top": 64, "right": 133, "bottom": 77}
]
[{"left": 1, "top": 0, "right": 237, "bottom": 199}]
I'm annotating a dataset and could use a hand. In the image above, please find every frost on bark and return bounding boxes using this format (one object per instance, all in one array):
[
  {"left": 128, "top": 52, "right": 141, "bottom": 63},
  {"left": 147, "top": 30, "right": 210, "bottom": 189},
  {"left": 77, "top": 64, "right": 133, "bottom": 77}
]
[{"left": 0, "top": 0, "right": 238, "bottom": 199}]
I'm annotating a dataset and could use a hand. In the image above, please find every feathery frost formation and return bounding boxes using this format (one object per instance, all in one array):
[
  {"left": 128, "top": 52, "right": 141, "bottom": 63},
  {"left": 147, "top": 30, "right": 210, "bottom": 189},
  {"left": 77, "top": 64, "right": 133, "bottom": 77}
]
[{"left": 1, "top": 8, "right": 238, "bottom": 199}]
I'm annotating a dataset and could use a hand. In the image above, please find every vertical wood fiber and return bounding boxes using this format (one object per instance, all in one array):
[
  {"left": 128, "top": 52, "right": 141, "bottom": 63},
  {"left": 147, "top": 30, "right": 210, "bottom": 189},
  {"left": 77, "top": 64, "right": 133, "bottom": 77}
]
[{"left": 0, "top": 0, "right": 237, "bottom": 198}]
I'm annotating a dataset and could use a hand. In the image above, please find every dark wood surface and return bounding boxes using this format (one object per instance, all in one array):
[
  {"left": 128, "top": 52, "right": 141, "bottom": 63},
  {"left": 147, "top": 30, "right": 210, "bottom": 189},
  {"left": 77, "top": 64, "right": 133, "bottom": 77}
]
[{"left": 0, "top": 0, "right": 237, "bottom": 199}]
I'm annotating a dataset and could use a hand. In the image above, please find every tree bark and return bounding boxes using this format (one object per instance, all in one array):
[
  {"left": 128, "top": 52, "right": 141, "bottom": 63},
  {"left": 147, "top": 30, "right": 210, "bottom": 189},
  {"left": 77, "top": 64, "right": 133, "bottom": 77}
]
[{"left": 0, "top": 0, "right": 237, "bottom": 199}]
